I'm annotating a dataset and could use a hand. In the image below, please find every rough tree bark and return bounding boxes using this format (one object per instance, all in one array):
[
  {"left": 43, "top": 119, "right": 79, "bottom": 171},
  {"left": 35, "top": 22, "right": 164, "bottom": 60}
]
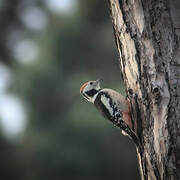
[{"left": 108, "top": 0, "right": 180, "bottom": 179}]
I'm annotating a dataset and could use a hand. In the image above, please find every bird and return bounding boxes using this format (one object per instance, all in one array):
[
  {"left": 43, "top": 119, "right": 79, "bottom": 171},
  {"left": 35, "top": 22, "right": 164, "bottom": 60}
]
[{"left": 80, "top": 79, "right": 141, "bottom": 149}]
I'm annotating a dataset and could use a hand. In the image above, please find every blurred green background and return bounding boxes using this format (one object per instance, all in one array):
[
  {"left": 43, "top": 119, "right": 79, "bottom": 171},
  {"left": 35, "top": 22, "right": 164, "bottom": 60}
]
[{"left": 0, "top": 0, "right": 139, "bottom": 179}]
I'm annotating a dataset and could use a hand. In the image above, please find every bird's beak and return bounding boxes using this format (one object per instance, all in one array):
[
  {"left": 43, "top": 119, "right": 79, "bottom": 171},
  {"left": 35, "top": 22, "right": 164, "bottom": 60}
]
[{"left": 95, "top": 79, "right": 102, "bottom": 85}]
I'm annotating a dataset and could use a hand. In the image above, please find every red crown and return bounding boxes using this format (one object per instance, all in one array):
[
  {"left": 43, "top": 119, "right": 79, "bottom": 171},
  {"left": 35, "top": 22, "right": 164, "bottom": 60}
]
[{"left": 80, "top": 82, "right": 88, "bottom": 93}]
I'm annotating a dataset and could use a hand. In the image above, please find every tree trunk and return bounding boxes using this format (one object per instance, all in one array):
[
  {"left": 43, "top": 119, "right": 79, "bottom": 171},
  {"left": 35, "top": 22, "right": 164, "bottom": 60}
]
[{"left": 108, "top": 0, "right": 180, "bottom": 179}]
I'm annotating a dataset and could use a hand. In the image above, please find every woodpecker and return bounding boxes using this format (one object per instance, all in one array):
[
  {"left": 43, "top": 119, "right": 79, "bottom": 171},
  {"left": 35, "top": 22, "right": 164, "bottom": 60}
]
[{"left": 80, "top": 79, "right": 141, "bottom": 149}]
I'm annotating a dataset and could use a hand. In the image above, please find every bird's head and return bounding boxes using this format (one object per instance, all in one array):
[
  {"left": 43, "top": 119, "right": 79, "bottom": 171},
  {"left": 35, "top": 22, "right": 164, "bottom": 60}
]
[{"left": 80, "top": 79, "right": 101, "bottom": 103}]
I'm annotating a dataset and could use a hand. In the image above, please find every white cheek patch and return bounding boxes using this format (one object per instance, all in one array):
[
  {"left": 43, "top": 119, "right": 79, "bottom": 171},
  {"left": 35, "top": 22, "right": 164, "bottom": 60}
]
[{"left": 101, "top": 95, "right": 113, "bottom": 116}]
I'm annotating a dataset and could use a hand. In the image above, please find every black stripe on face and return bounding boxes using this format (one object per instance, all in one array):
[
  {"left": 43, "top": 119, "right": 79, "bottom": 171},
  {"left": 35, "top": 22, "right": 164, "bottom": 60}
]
[
  {"left": 85, "top": 89, "right": 99, "bottom": 97},
  {"left": 82, "top": 92, "right": 90, "bottom": 100}
]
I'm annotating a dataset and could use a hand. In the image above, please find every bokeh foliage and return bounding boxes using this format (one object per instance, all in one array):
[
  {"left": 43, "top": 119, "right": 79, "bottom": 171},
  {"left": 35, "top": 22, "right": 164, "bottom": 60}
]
[{"left": 0, "top": 0, "right": 139, "bottom": 179}]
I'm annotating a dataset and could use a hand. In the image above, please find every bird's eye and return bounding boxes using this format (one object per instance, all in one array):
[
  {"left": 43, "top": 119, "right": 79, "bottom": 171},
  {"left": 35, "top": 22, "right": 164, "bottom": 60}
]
[{"left": 90, "top": 82, "right": 93, "bottom": 85}]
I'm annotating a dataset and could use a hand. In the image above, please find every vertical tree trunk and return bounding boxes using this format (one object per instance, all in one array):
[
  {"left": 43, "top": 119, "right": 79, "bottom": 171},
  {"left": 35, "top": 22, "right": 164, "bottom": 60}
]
[{"left": 108, "top": 0, "right": 180, "bottom": 179}]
